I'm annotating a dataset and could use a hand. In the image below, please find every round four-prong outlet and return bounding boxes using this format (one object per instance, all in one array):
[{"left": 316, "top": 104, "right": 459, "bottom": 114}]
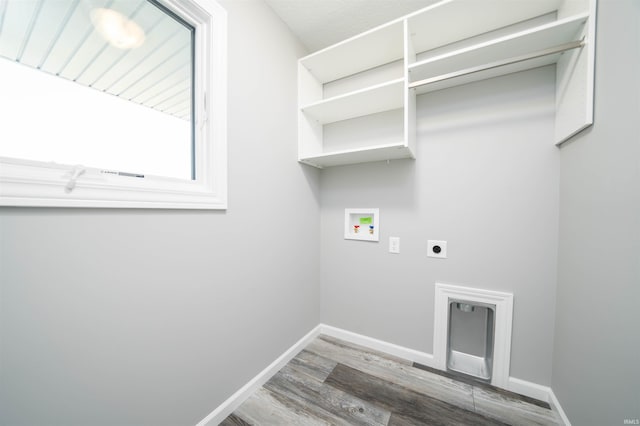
[{"left": 427, "top": 240, "right": 447, "bottom": 258}]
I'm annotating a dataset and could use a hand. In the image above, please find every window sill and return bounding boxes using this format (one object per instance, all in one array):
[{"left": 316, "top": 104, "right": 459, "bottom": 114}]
[{"left": 0, "top": 158, "right": 227, "bottom": 209}]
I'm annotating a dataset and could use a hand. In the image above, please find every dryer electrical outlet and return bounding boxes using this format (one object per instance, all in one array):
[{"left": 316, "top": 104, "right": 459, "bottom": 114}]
[{"left": 428, "top": 240, "right": 447, "bottom": 258}]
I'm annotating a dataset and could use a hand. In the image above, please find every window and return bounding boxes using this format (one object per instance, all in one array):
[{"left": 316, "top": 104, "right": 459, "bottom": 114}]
[{"left": 0, "top": 0, "right": 227, "bottom": 209}]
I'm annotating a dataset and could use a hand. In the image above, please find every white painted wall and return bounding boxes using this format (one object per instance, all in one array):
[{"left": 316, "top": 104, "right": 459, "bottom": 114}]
[
  {"left": 320, "top": 65, "right": 560, "bottom": 386},
  {"left": 553, "top": 0, "right": 640, "bottom": 424},
  {"left": 0, "top": 1, "right": 320, "bottom": 425}
]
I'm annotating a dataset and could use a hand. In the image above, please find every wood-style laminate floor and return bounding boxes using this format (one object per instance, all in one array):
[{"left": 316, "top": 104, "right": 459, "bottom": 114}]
[{"left": 220, "top": 335, "right": 559, "bottom": 425}]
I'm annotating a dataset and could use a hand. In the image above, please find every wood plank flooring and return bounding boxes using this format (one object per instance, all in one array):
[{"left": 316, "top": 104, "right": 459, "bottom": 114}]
[{"left": 220, "top": 335, "right": 559, "bottom": 425}]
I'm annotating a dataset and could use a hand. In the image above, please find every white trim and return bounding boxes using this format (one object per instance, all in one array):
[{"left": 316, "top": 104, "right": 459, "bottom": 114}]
[
  {"left": 507, "top": 376, "right": 551, "bottom": 403},
  {"left": 507, "top": 377, "right": 574, "bottom": 425},
  {"left": 319, "top": 324, "right": 436, "bottom": 368},
  {"left": 194, "top": 325, "right": 322, "bottom": 426},
  {"left": 433, "top": 283, "right": 514, "bottom": 389},
  {"left": 0, "top": 0, "right": 227, "bottom": 210},
  {"left": 549, "top": 388, "right": 572, "bottom": 426}
]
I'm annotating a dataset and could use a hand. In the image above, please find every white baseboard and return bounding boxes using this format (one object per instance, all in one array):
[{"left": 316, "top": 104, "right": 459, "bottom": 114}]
[
  {"left": 549, "top": 388, "right": 572, "bottom": 426},
  {"left": 506, "top": 376, "right": 551, "bottom": 403},
  {"left": 318, "top": 324, "right": 436, "bottom": 368},
  {"left": 195, "top": 325, "right": 322, "bottom": 426},
  {"left": 195, "top": 323, "right": 571, "bottom": 426},
  {"left": 505, "top": 377, "right": 571, "bottom": 425}
]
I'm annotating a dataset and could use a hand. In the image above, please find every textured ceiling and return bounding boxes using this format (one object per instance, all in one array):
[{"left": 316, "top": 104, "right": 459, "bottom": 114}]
[{"left": 265, "top": 0, "right": 439, "bottom": 52}]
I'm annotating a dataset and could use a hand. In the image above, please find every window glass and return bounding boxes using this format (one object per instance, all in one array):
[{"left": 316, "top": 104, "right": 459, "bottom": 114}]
[{"left": 0, "top": 0, "right": 194, "bottom": 180}]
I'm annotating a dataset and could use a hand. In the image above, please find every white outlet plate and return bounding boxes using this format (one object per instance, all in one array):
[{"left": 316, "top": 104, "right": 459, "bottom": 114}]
[
  {"left": 428, "top": 240, "right": 447, "bottom": 258},
  {"left": 389, "top": 237, "right": 400, "bottom": 253}
]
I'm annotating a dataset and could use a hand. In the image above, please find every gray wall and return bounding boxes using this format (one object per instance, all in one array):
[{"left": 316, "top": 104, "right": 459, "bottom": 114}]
[
  {"left": 2, "top": 1, "right": 638, "bottom": 425},
  {"left": 0, "top": 1, "right": 320, "bottom": 425},
  {"left": 320, "top": 65, "right": 560, "bottom": 385},
  {"left": 552, "top": 0, "right": 640, "bottom": 424}
]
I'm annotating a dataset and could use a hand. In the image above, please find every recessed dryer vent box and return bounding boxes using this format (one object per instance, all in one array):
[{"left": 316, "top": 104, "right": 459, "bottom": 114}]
[{"left": 344, "top": 208, "right": 379, "bottom": 241}]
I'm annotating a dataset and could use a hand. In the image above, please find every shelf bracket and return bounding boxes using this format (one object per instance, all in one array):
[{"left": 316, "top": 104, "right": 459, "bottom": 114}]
[{"left": 409, "top": 39, "right": 585, "bottom": 90}]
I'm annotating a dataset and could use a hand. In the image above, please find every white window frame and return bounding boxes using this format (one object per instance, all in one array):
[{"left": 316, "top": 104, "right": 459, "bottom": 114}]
[{"left": 0, "top": 0, "right": 227, "bottom": 209}]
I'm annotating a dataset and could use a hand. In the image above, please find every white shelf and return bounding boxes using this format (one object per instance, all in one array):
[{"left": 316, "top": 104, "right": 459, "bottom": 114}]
[
  {"left": 300, "top": 20, "right": 404, "bottom": 83},
  {"left": 411, "top": 55, "right": 562, "bottom": 96},
  {"left": 406, "top": 0, "right": 562, "bottom": 54},
  {"left": 297, "top": 0, "right": 596, "bottom": 168},
  {"left": 299, "top": 142, "right": 413, "bottom": 169},
  {"left": 301, "top": 79, "right": 404, "bottom": 124},
  {"left": 408, "top": 14, "right": 588, "bottom": 86}
]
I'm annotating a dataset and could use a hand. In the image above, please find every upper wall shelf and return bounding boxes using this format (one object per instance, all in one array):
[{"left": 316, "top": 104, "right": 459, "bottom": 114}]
[
  {"left": 408, "top": 13, "right": 588, "bottom": 93},
  {"left": 298, "top": 0, "right": 597, "bottom": 169},
  {"left": 299, "top": 143, "right": 414, "bottom": 169},
  {"left": 406, "top": 0, "right": 562, "bottom": 53},
  {"left": 300, "top": 21, "right": 404, "bottom": 83},
  {"left": 301, "top": 78, "right": 404, "bottom": 124}
]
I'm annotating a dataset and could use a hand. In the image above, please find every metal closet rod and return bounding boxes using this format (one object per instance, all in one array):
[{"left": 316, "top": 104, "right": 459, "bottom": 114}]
[{"left": 408, "top": 39, "right": 585, "bottom": 89}]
